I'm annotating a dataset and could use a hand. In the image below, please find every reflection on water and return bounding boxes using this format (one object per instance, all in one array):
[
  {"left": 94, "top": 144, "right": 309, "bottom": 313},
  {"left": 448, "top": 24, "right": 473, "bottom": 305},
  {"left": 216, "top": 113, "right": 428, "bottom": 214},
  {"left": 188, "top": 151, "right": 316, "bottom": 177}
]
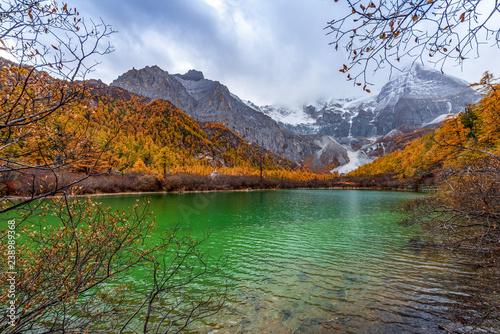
[{"left": 99, "top": 190, "right": 498, "bottom": 333}]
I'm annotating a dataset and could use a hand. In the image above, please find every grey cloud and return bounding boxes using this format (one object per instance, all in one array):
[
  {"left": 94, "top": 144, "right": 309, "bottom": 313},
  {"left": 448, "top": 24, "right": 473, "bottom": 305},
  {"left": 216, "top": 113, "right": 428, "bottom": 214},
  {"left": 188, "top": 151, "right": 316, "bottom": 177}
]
[{"left": 68, "top": 0, "right": 499, "bottom": 105}]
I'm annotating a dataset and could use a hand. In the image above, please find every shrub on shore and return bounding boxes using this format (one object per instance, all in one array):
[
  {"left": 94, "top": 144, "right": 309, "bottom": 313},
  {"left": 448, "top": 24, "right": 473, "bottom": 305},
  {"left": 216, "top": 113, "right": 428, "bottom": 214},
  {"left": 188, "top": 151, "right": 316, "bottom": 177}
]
[
  {"left": 3, "top": 171, "right": 350, "bottom": 196},
  {"left": 3, "top": 169, "right": 434, "bottom": 197}
]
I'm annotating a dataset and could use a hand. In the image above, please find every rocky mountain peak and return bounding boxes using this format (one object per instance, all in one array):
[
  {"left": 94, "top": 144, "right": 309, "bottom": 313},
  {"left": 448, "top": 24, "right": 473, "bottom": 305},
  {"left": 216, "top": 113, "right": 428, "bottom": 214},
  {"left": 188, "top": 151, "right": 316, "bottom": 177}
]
[
  {"left": 369, "top": 65, "right": 480, "bottom": 135},
  {"left": 111, "top": 65, "right": 197, "bottom": 112},
  {"left": 261, "top": 65, "right": 479, "bottom": 139},
  {"left": 125, "top": 65, "right": 167, "bottom": 77},
  {"left": 175, "top": 69, "right": 205, "bottom": 81},
  {"left": 375, "top": 64, "right": 472, "bottom": 111}
]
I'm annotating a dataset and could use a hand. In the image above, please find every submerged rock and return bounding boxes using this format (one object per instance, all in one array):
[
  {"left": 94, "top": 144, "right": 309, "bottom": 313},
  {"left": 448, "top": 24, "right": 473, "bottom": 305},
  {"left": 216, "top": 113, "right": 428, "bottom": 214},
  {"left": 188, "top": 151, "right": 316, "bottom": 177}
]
[
  {"left": 239, "top": 319, "right": 251, "bottom": 328},
  {"left": 281, "top": 309, "right": 292, "bottom": 321},
  {"left": 324, "top": 303, "right": 340, "bottom": 312},
  {"left": 294, "top": 317, "right": 333, "bottom": 333},
  {"left": 342, "top": 273, "right": 358, "bottom": 282},
  {"left": 298, "top": 272, "right": 309, "bottom": 281}
]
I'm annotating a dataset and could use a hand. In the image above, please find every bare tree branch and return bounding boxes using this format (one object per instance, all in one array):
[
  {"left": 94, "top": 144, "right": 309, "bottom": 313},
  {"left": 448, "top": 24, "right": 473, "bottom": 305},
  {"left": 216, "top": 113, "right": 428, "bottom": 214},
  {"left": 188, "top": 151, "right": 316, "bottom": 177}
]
[{"left": 327, "top": 0, "right": 500, "bottom": 90}]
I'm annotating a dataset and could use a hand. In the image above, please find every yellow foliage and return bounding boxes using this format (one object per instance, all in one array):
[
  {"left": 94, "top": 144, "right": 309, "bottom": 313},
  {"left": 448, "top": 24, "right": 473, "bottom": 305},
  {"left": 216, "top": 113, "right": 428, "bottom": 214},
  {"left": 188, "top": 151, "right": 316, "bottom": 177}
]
[
  {"left": 0, "top": 72, "right": 337, "bottom": 182},
  {"left": 128, "top": 159, "right": 151, "bottom": 173}
]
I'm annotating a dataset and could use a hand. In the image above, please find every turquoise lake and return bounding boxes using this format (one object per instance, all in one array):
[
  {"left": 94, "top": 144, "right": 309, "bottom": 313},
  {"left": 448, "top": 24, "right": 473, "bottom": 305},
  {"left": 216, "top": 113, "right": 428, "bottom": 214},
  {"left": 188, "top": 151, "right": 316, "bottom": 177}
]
[{"left": 97, "top": 189, "right": 495, "bottom": 333}]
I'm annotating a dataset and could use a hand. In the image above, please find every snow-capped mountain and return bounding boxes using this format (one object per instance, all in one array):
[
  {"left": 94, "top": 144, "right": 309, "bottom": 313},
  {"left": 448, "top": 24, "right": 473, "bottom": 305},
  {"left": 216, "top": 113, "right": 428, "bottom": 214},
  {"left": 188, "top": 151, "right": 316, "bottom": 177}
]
[
  {"left": 253, "top": 65, "right": 480, "bottom": 173},
  {"left": 258, "top": 65, "right": 479, "bottom": 139}
]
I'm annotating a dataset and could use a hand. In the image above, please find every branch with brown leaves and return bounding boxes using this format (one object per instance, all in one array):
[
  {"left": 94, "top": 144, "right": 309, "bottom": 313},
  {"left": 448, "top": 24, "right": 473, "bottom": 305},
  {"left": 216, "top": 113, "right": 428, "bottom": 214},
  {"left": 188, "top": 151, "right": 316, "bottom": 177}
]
[{"left": 327, "top": 0, "right": 500, "bottom": 90}]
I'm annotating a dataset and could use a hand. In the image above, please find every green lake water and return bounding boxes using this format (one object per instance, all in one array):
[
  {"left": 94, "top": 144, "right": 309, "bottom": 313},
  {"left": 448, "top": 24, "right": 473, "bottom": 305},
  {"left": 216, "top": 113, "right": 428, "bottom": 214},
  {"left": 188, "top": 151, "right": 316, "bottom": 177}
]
[{"left": 97, "top": 189, "right": 495, "bottom": 333}]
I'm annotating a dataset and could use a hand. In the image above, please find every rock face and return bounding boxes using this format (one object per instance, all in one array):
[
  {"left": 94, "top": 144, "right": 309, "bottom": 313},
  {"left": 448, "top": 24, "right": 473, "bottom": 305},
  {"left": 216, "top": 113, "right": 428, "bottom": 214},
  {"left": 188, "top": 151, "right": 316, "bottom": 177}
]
[
  {"left": 361, "top": 124, "right": 440, "bottom": 158},
  {"left": 111, "top": 66, "right": 317, "bottom": 163},
  {"left": 175, "top": 69, "right": 204, "bottom": 81},
  {"left": 260, "top": 65, "right": 480, "bottom": 138},
  {"left": 370, "top": 64, "right": 479, "bottom": 135},
  {"left": 111, "top": 66, "right": 198, "bottom": 112},
  {"left": 301, "top": 135, "right": 349, "bottom": 173}
]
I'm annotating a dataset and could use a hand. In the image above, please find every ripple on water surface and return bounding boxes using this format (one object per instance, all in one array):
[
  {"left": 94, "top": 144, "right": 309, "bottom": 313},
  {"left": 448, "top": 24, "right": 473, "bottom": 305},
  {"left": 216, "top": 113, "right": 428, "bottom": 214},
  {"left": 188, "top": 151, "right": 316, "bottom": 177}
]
[{"left": 98, "top": 190, "right": 498, "bottom": 333}]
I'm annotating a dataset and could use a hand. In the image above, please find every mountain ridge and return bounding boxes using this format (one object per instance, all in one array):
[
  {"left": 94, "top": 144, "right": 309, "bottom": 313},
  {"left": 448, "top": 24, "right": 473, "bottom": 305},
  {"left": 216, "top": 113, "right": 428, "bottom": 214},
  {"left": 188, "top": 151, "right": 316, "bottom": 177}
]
[
  {"left": 258, "top": 65, "right": 480, "bottom": 139},
  {"left": 111, "top": 64, "right": 481, "bottom": 173}
]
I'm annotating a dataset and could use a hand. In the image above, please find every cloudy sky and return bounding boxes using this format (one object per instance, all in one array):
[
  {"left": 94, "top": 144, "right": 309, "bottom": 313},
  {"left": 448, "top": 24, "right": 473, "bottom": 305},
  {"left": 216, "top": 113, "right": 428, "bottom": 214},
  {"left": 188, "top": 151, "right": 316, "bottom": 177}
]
[{"left": 68, "top": 0, "right": 500, "bottom": 106}]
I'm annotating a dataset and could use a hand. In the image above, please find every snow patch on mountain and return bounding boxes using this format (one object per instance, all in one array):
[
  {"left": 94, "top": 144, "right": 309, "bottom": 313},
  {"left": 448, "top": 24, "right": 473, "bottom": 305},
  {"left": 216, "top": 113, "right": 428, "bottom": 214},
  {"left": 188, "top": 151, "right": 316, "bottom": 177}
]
[
  {"left": 423, "top": 113, "right": 455, "bottom": 126},
  {"left": 331, "top": 149, "right": 374, "bottom": 175},
  {"left": 343, "top": 95, "right": 377, "bottom": 109},
  {"left": 259, "top": 105, "right": 316, "bottom": 125},
  {"left": 240, "top": 99, "right": 260, "bottom": 112}
]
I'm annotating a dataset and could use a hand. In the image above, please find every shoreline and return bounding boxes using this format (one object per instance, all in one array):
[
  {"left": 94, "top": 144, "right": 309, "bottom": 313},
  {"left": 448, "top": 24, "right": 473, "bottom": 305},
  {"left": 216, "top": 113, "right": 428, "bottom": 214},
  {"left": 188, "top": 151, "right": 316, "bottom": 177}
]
[{"left": 4, "top": 186, "right": 423, "bottom": 201}]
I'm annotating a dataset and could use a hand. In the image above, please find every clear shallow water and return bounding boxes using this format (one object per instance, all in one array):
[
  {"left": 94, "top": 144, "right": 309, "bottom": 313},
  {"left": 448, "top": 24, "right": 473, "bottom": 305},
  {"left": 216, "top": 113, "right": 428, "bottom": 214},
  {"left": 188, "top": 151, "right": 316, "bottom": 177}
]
[{"left": 98, "top": 190, "right": 495, "bottom": 333}]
